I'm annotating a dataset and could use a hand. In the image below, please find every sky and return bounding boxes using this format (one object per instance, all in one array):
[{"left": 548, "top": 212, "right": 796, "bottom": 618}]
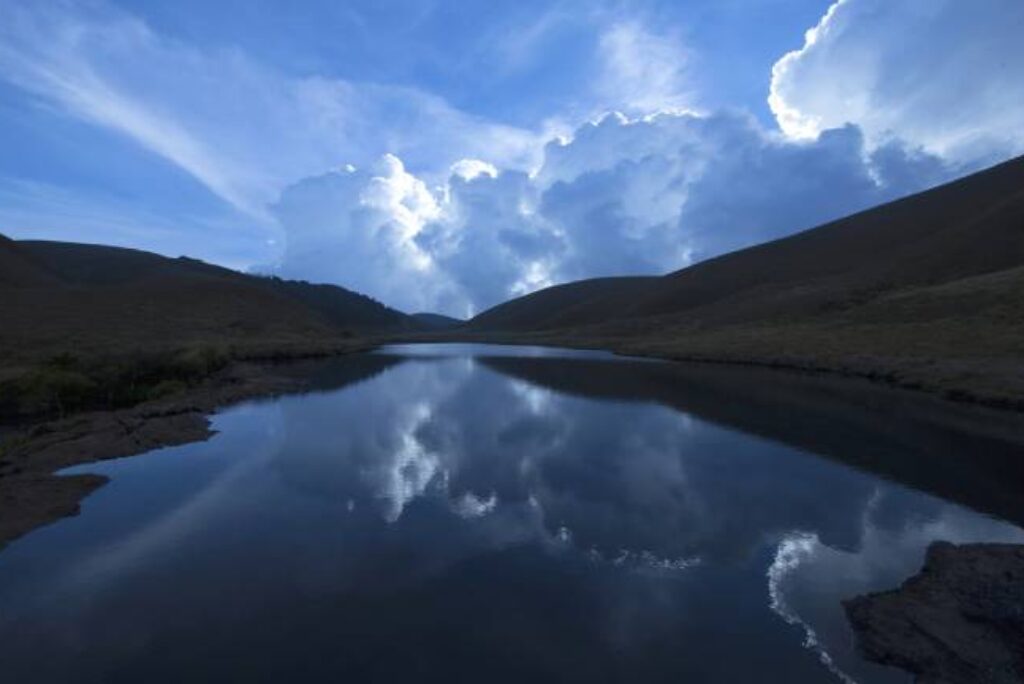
[{"left": 1, "top": 0, "right": 1022, "bottom": 316}]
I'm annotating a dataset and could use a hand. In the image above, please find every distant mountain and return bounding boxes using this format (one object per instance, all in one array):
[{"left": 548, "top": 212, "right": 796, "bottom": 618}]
[
  {"left": 464, "top": 155, "right": 1024, "bottom": 406},
  {"left": 410, "top": 312, "right": 464, "bottom": 329},
  {"left": 0, "top": 239, "right": 416, "bottom": 363},
  {"left": 255, "top": 276, "right": 414, "bottom": 332}
]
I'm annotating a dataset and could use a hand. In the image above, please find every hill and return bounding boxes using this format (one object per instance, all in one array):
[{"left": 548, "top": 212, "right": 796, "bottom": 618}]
[
  {"left": 0, "top": 239, "right": 418, "bottom": 417},
  {"left": 467, "top": 277, "right": 653, "bottom": 332},
  {"left": 0, "top": 235, "right": 60, "bottom": 288},
  {"left": 463, "top": 155, "right": 1024, "bottom": 407},
  {"left": 15, "top": 240, "right": 414, "bottom": 334}
]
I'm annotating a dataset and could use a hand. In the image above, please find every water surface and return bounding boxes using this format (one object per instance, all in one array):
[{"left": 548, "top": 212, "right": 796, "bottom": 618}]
[{"left": 2, "top": 344, "right": 1023, "bottom": 683}]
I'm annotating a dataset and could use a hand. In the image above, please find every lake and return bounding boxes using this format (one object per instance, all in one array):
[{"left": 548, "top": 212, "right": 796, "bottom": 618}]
[{"left": 1, "top": 344, "right": 1023, "bottom": 683}]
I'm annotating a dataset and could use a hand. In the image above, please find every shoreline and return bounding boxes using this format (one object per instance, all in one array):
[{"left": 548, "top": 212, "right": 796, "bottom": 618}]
[
  {"left": 395, "top": 330, "right": 1024, "bottom": 414},
  {"left": 0, "top": 353, "right": 363, "bottom": 548}
]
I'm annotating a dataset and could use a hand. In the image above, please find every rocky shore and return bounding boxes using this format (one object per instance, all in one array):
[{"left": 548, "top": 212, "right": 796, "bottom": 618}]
[{"left": 845, "top": 542, "right": 1024, "bottom": 684}]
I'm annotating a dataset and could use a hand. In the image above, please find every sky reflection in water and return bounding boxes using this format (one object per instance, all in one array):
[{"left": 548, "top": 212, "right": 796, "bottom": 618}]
[{"left": 0, "top": 344, "right": 1022, "bottom": 683}]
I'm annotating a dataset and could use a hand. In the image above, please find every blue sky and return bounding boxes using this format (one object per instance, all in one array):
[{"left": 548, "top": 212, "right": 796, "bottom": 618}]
[{"left": 1, "top": 0, "right": 1022, "bottom": 315}]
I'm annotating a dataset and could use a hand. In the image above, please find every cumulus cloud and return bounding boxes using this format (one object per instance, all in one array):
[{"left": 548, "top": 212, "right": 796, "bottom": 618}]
[
  {"left": 769, "top": 0, "right": 1024, "bottom": 165},
  {"left": 272, "top": 155, "right": 459, "bottom": 313},
  {"left": 418, "top": 169, "right": 564, "bottom": 312},
  {"left": 276, "top": 111, "right": 952, "bottom": 314}
]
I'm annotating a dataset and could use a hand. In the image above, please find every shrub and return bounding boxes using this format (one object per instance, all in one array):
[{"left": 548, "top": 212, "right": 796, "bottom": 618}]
[
  {"left": 145, "top": 379, "right": 189, "bottom": 400},
  {"left": 19, "top": 367, "right": 97, "bottom": 417},
  {"left": 0, "top": 344, "right": 234, "bottom": 419}
]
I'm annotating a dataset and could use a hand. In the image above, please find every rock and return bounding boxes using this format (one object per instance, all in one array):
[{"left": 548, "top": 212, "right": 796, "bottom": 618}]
[{"left": 844, "top": 541, "right": 1024, "bottom": 684}]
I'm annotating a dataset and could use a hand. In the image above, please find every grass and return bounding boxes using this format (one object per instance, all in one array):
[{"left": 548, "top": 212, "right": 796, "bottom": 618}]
[{"left": 0, "top": 344, "right": 231, "bottom": 420}]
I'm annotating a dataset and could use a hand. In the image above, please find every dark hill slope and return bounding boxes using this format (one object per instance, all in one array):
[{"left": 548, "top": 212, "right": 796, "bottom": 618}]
[
  {"left": 637, "top": 153, "right": 1024, "bottom": 325},
  {"left": 0, "top": 235, "right": 60, "bottom": 288},
  {"left": 463, "top": 155, "right": 1024, "bottom": 407},
  {"left": 466, "top": 277, "right": 654, "bottom": 332},
  {"left": 240, "top": 276, "right": 411, "bottom": 332},
  {"left": 18, "top": 241, "right": 412, "bottom": 333},
  {"left": 0, "top": 239, "right": 415, "bottom": 364}
]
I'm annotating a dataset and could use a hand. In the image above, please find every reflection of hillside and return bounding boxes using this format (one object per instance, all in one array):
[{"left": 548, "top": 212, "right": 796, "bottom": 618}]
[
  {"left": 275, "top": 353, "right": 407, "bottom": 393},
  {"left": 480, "top": 355, "right": 1024, "bottom": 528}
]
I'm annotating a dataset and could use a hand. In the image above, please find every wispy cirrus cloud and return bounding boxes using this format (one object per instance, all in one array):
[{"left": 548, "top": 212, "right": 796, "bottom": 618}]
[
  {"left": 0, "top": 1, "right": 546, "bottom": 221},
  {"left": 595, "top": 20, "right": 696, "bottom": 115},
  {"left": 0, "top": 3, "right": 273, "bottom": 219}
]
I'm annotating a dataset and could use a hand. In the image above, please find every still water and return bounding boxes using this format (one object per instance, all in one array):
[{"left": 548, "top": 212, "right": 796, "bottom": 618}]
[{"left": 1, "top": 344, "right": 1023, "bottom": 683}]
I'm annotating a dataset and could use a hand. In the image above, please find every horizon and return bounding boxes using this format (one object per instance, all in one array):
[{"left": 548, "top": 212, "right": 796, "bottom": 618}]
[
  {"left": 1, "top": 0, "right": 1022, "bottom": 317},
  {"left": 4, "top": 149, "right": 1019, "bottom": 320}
]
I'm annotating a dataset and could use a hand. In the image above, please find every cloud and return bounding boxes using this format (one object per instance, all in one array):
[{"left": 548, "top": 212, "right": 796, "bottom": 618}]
[
  {"left": 769, "top": 0, "right": 1024, "bottom": 165},
  {"left": 271, "top": 155, "right": 458, "bottom": 313},
  {"left": 671, "top": 120, "right": 950, "bottom": 260},
  {"left": 274, "top": 111, "right": 953, "bottom": 315},
  {"left": 0, "top": 3, "right": 278, "bottom": 220},
  {"left": 1, "top": 0, "right": 1010, "bottom": 317},
  {"left": 595, "top": 21, "right": 694, "bottom": 114},
  {"left": 0, "top": 1, "right": 545, "bottom": 221},
  {"left": 418, "top": 169, "right": 565, "bottom": 313}
]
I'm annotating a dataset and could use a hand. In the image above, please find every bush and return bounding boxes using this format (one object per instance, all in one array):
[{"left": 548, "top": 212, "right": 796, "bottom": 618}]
[
  {"left": 145, "top": 379, "right": 189, "bottom": 400},
  {"left": 18, "top": 367, "right": 97, "bottom": 417},
  {"left": 170, "top": 345, "right": 230, "bottom": 380},
  {"left": 0, "top": 344, "right": 233, "bottom": 419}
]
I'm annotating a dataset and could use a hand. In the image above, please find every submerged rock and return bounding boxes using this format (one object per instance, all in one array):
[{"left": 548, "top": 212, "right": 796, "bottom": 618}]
[{"left": 844, "top": 541, "right": 1024, "bottom": 684}]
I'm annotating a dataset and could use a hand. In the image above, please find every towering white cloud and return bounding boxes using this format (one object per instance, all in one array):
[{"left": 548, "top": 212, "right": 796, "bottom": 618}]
[
  {"left": 272, "top": 155, "right": 456, "bottom": 313},
  {"left": 274, "top": 112, "right": 951, "bottom": 315},
  {"left": 769, "top": 0, "right": 1024, "bottom": 165},
  {"left": 417, "top": 169, "right": 564, "bottom": 314}
]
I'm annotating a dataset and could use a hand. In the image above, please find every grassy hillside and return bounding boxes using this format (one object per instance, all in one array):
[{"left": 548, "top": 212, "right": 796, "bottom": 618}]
[
  {"left": 0, "top": 239, "right": 417, "bottom": 417},
  {"left": 463, "top": 155, "right": 1024, "bottom": 407},
  {"left": 16, "top": 240, "right": 414, "bottom": 335}
]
